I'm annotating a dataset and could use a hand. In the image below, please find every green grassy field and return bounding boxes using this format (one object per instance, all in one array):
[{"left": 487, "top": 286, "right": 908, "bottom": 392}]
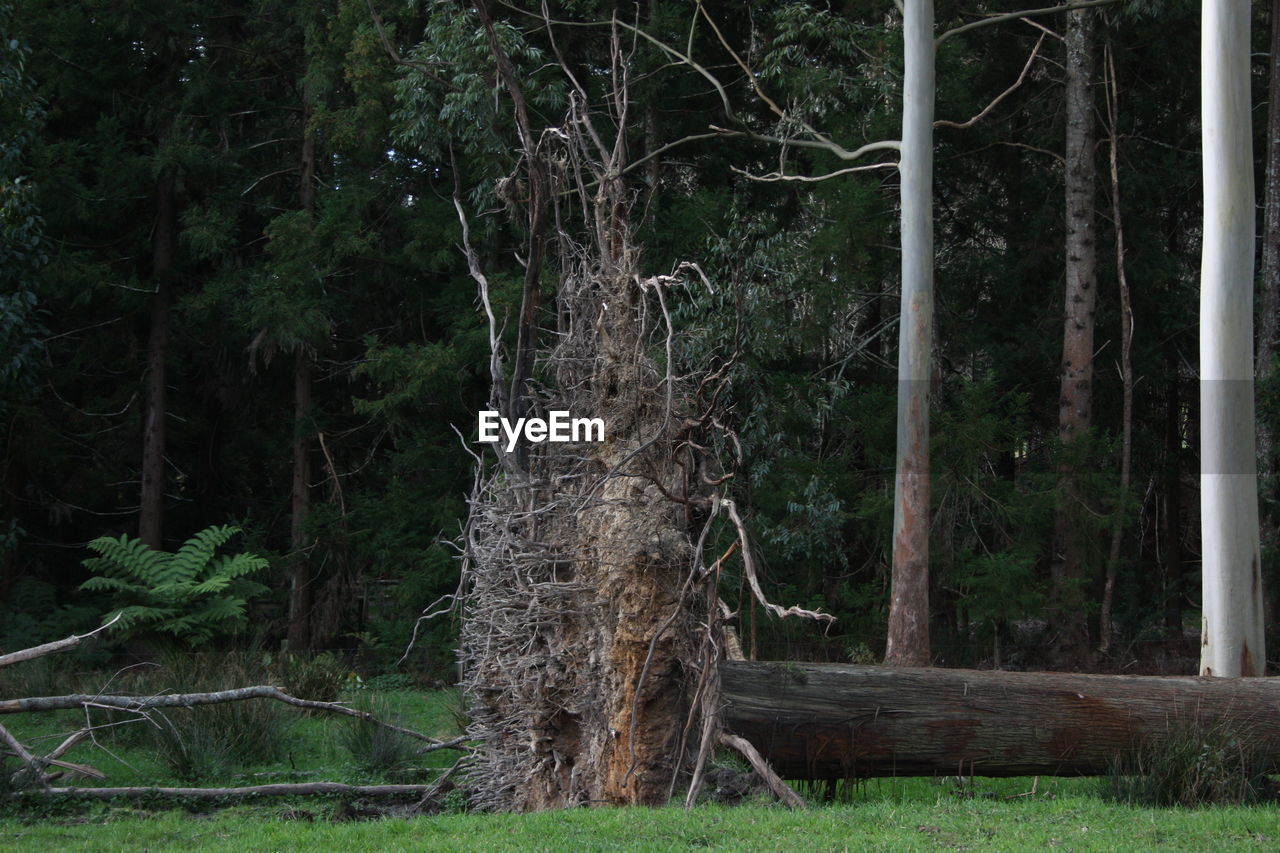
[
  {"left": 2, "top": 784, "right": 1278, "bottom": 852},
  {"left": 2, "top": 684, "right": 1278, "bottom": 851}
]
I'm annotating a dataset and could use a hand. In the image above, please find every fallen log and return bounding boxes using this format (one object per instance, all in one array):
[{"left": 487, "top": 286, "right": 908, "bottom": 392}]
[{"left": 720, "top": 661, "right": 1280, "bottom": 779}]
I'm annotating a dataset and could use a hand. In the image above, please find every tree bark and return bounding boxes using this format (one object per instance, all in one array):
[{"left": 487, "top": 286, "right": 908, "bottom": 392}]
[
  {"left": 1199, "top": 0, "right": 1265, "bottom": 677},
  {"left": 1049, "top": 5, "right": 1098, "bottom": 667},
  {"left": 720, "top": 661, "right": 1280, "bottom": 779},
  {"left": 139, "top": 174, "right": 176, "bottom": 550},
  {"left": 885, "top": 0, "right": 934, "bottom": 669}
]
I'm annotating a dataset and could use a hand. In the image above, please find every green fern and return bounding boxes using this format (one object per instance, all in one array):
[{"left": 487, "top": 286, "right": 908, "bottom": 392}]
[{"left": 80, "top": 526, "right": 269, "bottom": 645}]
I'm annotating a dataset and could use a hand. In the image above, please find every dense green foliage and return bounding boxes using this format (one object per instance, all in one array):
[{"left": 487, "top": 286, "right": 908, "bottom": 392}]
[
  {"left": 0, "top": 0, "right": 1276, "bottom": 675},
  {"left": 80, "top": 525, "right": 269, "bottom": 645}
]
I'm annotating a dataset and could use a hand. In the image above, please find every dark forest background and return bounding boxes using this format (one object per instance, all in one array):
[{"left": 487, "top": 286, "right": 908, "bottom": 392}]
[{"left": 2, "top": 0, "right": 1276, "bottom": 678}]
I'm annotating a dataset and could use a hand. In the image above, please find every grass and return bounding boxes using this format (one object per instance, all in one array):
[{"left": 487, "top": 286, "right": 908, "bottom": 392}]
[
  {"left": 1, "top": 785, "right": 1278, "bottom": 851},
  {"left": 1, "top": 668, "right": 1277, "bottom": 851}
]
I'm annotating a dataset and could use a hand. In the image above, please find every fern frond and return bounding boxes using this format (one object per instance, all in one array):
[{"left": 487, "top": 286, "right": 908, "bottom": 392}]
[
  {"left": 87, "top": 534, "right": 166, "bottom": 585},
  {"left": 80, "top": 576, "right": 142, "bottom": 595},
  {"left": 205, "top": 552, "right": 270, "bottom": 582},
  {"left": 169, "top": 525, "right": 239, "bottom": 582}
]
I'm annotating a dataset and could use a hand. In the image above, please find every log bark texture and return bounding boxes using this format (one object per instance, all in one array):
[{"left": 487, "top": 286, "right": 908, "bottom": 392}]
[{"left": 720, "top": 662, "right": 1280, "bottom": 779}]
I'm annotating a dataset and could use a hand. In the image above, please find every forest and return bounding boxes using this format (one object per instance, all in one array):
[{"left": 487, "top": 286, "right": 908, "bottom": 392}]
[{"left": 2, "top": 0, "right": 1280, "bottom": 842}]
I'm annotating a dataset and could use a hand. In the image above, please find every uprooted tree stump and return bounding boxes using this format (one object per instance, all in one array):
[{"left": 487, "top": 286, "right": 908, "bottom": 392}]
[{"left": 720, "top": 662, "right": 1280, "bottom": 779}]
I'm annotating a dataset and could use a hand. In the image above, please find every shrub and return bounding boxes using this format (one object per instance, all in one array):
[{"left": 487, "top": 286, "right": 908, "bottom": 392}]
[
  {"left": 275, "top": 651, "right": 348, "bottom": 703},
  {"left": 338, "top": 694, "right": 417, "bottom": 774},
  {"left": 1103, "top": 720, "right": 1274, "bottom": 807},
  {"left": 142, "top": 651, "right": 292, "bottom": 782}
]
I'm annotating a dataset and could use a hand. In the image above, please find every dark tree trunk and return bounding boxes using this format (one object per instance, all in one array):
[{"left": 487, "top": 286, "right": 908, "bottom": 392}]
[
  {"left": 139, "top": 175, "right": 176, "bottom": 550},
  {"left": 1049, "top": 6, "right": 1098, "bottom": 667},
  {"left": 721, "top": 662, "right": 1280, "bottom": 779}
]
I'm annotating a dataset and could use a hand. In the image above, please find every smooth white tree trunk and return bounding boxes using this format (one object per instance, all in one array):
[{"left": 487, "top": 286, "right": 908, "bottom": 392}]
[
  {"left": 1199, "top": 0, "right": 1265, "bottom": 677},
  {"left": 885, "top": 0, "right": 934, "bottom": 667}
]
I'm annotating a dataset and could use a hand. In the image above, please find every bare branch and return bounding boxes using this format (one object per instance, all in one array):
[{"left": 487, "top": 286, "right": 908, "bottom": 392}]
[
  {"left": 718, "top": 731, "right": 805, "bottom": 808},
  {"left": 709, "top": 125, "right": 901, "bottom": 162},
  {"left": 0, "top": 614, "right": 121, "bottom": 669},
  {"left": 0, "top": 686, "right": 470, "bottom": 752},
  {"left": 731, "top": 162, "right": 897, "bottom": 183},
  {"left": 13, "top": 782, "right": 446, "bottom": 800},
  {"left": 722, "top": 499, "right": 835, "bottom": 624},
  {"left": 936, "top": 0, "right": 1119, "bottom": 47},
  {"left": 935, "top": 33, "right": 1045, "bottom": 130},
  {"left": 0, "top": 722, "right": 49, "bottom": 790}
]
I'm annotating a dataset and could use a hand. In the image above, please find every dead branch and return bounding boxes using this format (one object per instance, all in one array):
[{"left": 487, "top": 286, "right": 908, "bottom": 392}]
[
  {"left": 0, "top": 614, "right": 121, "bottom": 669},
  {"left": 0, "top": 722, "right": 49, "bottom": 790},
  {"left": 722, "top": 499, "right": 835, "bottom": 624},
  {"left": 717, "top": 732, "right": 805, "bottom": 809},
  {"left": 9, "top": 782, "right": 442, "bottom": 800},
  {"left": 936, "top": 0, "right": 1119, "bottom": 46},
  {"left": 730, "top": 162, "right": 897, "bottom": 183},
  {"left": 0, "top": 686, "right": 469, "bottom": 752},
  {"left": 935, "top": 32, "right": 1045, "bottom": 130}
]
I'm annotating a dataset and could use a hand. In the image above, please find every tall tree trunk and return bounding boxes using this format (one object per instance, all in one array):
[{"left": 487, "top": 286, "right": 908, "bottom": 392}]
[
  {"left": 885, "top": 0, "right": 934, "bottom": 669},
  {"left": 1049, "top": 6, "right": 1098, "bottom": 666},
  {"left": 1199, "top": 0, "right": 1265, "bottom": 677},
  {"left": 287, "top": 98, "right": 316, "bottom": 653},
  {"left": 139, "top": 175, "right": 176, "bottom": 550}
]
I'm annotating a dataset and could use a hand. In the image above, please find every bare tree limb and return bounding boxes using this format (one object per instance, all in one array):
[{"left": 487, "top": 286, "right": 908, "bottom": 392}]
[
  {"left": 936, "top": 0, "right": 1118, "bottom": 46},
  {"left": 935, "top": 33, "right": 1045, "bottom": 130},
  {"left": 9, "top": 782, "right": 443, "bottom": 800},
  {"left": 0, "top": 614, "right": 122, "bottom": 669},
  {"left": 0, "top": 687, "right": 470, "bottom": 752},
  {"left": 0, "top": 722, "right": 49, "bottom": 790},
  {"left": 730, "top": 162, "right": 897, "bottom": 183},
  {"left": 722, "top": 499, "right": 835, "bottom": 624},
  {"left": 718, "top": 731, "right": 805, "bottom": 809}
]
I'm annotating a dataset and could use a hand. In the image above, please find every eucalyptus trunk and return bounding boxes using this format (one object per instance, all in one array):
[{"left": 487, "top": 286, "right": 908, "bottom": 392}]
[
  {"left": 884, "top": 0, "right": 934, "bottom": 669},
  {"left": 1199, "top": 0, "right": 1264, "bottom": 677}
]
